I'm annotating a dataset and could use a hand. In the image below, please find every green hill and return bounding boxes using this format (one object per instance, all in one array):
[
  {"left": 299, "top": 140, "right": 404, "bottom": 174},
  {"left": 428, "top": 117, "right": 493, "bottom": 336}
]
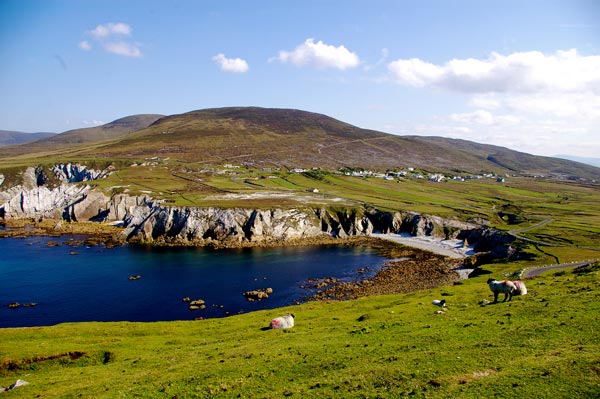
[
  {"left": 0, "top": 130, "right": 55, "bottom": 146},
  {"left": 0, "top": 114, "right": 163, "bottom": 158},
  {"left": 1, "top": 107, "right": 598, "bottom": 181}
]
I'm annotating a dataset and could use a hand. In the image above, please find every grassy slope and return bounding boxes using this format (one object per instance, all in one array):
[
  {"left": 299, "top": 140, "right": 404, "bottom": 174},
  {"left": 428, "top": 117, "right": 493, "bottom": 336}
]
[
  {"left": 2, "top": 107, "right": 599, "bottom": 180},
  {"left": 1, "top": 263, "right": 599, "bottom": 398}
]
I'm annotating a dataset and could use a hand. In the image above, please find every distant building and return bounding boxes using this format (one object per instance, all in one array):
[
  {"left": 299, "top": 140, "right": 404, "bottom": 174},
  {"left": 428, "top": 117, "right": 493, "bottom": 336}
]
[{"left": 428, "top": 173, "right": 445, "bottom": 182}]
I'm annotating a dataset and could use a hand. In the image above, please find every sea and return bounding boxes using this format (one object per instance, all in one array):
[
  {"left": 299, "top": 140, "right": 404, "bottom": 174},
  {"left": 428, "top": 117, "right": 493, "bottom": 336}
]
[{"left": 0, "top": 234, "right": 388, "bottom": 327}]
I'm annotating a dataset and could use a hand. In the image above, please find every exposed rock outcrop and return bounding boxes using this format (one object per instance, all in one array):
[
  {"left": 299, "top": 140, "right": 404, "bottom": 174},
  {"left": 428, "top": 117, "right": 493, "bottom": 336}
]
[
  {"left": 0, "top": 164, "right": 111, "bottom": 221},
  {"left": 51, "top": 163, "right": 110, "bottom": 183},
  {"left": 0, "top": 163, "right": 518, "bottom": 262},
  {"left": 120, "top": 206, "right": 325, "bottom": 245}
]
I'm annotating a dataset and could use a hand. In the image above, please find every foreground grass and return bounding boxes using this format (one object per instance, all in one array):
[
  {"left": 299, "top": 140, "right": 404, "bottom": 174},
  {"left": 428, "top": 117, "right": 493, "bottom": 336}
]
[{"left": 1, "top": 263, "right": 599, "bottom": 398}]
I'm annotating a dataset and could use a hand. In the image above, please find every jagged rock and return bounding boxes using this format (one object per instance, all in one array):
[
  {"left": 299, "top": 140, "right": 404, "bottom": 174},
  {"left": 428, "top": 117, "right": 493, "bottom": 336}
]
[
  {"left": 0, "top": 164, "right": 112, "bottom": 221},
  {"left": 1, "top": 164, "right": 516, "bottom": 262},
  {"left": 51, "top": 163, "right": 109, "bottom": 183}
]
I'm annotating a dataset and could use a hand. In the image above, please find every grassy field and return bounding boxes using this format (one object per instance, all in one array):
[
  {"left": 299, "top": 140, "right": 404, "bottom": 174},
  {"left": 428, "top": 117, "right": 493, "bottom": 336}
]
[
  {"left": 2, "top": 156, "right": 600, "bottom": 397},
  {"left": 1, "top": 261, "right": 599, "bottom": 398}
]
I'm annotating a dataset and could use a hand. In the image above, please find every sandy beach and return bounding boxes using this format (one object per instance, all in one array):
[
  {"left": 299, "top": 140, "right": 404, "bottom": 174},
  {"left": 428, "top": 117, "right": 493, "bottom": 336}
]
[{"left": 371, "top": 233, "right": 475, "bottom": 259}]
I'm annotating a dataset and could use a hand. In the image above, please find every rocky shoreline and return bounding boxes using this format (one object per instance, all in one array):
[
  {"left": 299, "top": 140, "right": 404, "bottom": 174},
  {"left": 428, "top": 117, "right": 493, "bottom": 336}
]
[
  {"left": 304, "top": 245, "right": 462, "bottom": 302},
  {"left": 0, "top": 219, "right": 469, "bottom": 307}
]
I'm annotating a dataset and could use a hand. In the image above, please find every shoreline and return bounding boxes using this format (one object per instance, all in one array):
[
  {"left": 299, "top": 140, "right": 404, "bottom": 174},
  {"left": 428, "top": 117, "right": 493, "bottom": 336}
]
[
  {"left": 371, "top": 233, "right": 475, "bottom": 259},
  {"left": 1, "top": 219, "right": 477, "bottom": 258},
  {"left": 1, "top": 219, "right": 472, "bottom": 324}
]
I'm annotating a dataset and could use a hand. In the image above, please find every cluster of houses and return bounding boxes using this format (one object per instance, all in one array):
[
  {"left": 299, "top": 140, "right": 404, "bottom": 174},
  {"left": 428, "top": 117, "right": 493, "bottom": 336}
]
[
  {"left": 341, "top": 168, "right": 506, "bottom": 183},
  {"left": 219, "top": 163, "right": 507, "bottom": 184}
]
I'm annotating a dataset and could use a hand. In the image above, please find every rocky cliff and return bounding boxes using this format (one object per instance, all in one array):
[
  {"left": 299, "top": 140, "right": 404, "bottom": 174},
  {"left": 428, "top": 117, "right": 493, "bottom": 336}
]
[{"left": 0, "top": 163, "right": 517, "bottom": 259}]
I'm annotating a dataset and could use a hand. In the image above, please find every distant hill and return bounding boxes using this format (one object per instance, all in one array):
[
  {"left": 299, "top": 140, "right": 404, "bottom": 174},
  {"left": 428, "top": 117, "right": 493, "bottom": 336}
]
[
  {"left": 555, "top": 154, "right": 600, "bottom": 168},
  {"left": 0, "top": 130, "right": 55, "bottom": 146},
  {"left": 40, "top": 114, "right": 165, "bottom": 145},
  {"left": 1, "top": 107, "right": 598, "bottom": 181},
  {"left": 408, "top": 136, "right": 600, "bottom": 180},
  {"left": 0, "top": 114, "right": 164, "bottom": 156}
]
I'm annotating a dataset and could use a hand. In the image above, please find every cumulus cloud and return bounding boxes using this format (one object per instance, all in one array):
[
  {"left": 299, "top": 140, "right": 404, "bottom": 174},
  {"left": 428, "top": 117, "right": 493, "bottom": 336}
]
[
  {"left": 89, "top": 22, "right": 132, "bottom": 38},
  {"left": 388, "top": 49, "right": 600, "bottom": 94},
  {"left": 212, "top": 53, "right": 249, "bottom": 74},
  {"left": 274, "top": 38, "right": 360, "bottom": 70},
  {"left": 78, "top": 40, "right": 92, "bottom": 51},
  {"left": 104, "top": 41, "right": 142, "bottom": 58},
  {"left": 83, "top": 119, "right": 104, "bottom": 126},
  {"left": 80, "top": 22, "right": 142, "bottom": 58},
  {"left": 386, "top": 49, "right": 600, "bottom": 156},
  {"left": 450, "top": 110, "right": 520, "bottom": 125}
]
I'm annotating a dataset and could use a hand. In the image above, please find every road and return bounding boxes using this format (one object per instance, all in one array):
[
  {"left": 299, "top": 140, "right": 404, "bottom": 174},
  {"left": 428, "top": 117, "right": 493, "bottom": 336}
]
[{"left": 522, "top": 260, "right": 596, "bottom": 278}]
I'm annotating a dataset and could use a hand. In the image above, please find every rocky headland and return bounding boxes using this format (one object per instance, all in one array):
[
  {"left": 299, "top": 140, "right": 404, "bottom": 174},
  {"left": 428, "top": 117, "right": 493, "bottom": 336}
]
[{"left": 0, "top": 163, "right": 519, "bottom": 263}]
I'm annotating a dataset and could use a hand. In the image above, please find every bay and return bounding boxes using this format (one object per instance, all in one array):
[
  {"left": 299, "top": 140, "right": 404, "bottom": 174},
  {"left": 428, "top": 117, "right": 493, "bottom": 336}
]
[{"left": 0, "top": 235, "right": 388, "bottom": 327}]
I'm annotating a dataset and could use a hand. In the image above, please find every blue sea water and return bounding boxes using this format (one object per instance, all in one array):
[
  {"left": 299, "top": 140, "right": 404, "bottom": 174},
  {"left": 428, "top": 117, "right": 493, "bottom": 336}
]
[{"left": 0, "top": 235, "right": 388, "bottom": 327}]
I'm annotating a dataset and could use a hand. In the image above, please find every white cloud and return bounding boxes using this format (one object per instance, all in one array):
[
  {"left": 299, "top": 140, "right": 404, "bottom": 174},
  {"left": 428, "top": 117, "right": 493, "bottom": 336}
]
[
  {"left": 274, "top": 38, "right": 360, "bottom": 70},
  {"left": 78, "top": 41, "right": 92, "bottom": 51},
  {"left": 103, "top": 41, "right": 142, "bottom": 58},
  {"left": 89, "top": 22, "right": 132, "bottom": 39},
  {"left": 468, "top": 94, "right": 501, "bottom": 110},
  {"left": 83, "top": 119, "right": 104, "bottom": 126},
  {"left": 505, "top": 92, "right": 600, "bottom": 119},
  {"left": 363, "top": 48, "right": 389, "bottom": 71},
  {"left": 80, "top": 22, "right": 142, "bottom": 58},
  {"left": 385, "top": 49, "right": 600, "bottom": 157},
  {"left": 212, "top": 53, "right": 249, "bottom": 74},
  {"left": 387, "top": 49, "right": 600, "bottom": 94},
  {"left": 450, "top": 110, "right": 520, "bottom": 126}
]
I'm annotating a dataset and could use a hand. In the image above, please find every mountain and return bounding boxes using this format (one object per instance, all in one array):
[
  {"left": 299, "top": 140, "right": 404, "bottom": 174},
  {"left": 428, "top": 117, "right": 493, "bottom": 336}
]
[
  {"left": 0, "top": 130, "right": 55, "bottom": 146},
  {"left": 409, "top": 136, "right": 600, "bottom": 180},
  {"left": 1, "top": 107, "right": 598, "bottom": 181},
  {"left": 0, "top": 114, "right": 164, "bottom": 156},
  {"left": 555, "top": 154, "right": 600, "bottom": 168}
]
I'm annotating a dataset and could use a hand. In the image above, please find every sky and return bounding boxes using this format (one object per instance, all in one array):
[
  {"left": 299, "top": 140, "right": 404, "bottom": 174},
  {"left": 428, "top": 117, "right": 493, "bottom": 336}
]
[{"left": 1, "top": 0, "right": 599, "bottom": 158}]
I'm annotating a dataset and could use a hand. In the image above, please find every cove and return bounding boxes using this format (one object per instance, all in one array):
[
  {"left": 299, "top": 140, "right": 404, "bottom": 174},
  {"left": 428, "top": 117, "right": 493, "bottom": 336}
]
[{"left": 0, "top": 235, "right": 388, "bottom": 328}]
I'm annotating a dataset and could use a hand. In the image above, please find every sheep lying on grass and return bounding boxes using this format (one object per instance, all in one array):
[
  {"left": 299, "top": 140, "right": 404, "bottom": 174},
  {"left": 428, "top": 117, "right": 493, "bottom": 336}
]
[
  {"left": 432, "top": 299, "right": 446, "bottom": 307},
  {"left": 487, "top": 278, "right": 517, "bottom": 303},
  {"left": 270, "top": 313, "right": 295, "bottom": 329}
]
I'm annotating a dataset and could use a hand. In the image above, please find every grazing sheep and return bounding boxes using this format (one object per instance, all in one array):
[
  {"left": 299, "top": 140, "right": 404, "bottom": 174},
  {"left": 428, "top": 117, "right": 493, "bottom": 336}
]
[
  {"left": 432, "top": 299, "right": 446, "bottom": 307},
  {"left": 513, "top": 280, "right": 528, "bottom": 296},
  {"left": 487, "top": 278, "right": 517, "bottom": 303},
  {"left": 270, "top": 313, "right": 295, "bottom": 329}
]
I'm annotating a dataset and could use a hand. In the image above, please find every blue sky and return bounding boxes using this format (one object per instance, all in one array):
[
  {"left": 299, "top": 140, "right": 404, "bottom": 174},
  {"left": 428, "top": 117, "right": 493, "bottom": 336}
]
[{"left": 1, "top": 0, "right": 599, "bottom": 157}]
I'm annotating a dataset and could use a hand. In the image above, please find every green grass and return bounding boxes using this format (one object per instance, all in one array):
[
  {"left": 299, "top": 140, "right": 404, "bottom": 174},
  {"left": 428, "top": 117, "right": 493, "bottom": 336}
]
[
  {"left": 1, "top": 263, "right": 599, "bottom": 398},
  {"left": 2, "top": 158, "right": 600, "bottom": 397}
]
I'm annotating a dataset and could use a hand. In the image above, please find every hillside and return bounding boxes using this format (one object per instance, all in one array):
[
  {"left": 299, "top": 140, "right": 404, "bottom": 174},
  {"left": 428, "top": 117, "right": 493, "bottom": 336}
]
[
  {"left": 1, "top": 107, "right": 598, "bottom": 181},
  {"left": 410, "top": 136, "right": 600, "bottom": 180},
  {"left": 0, "top": 130, "right": 55, "bottom": 146},
  {"left": 0, "top": 114, "right": 163, "bottom": 157},
  {"left": 1, "top": 261, "right": 599, "bottom": 398}
]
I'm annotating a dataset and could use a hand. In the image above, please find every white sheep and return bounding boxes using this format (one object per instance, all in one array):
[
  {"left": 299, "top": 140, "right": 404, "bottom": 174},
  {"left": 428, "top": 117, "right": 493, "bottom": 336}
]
[
  {"left": 513, "top": 280, "right": 528, "bottom": 296},
  {"left": 270, "top": 313, "right": 295, "bottom": 329},
  {"left": 432, "top": 299, "right": 446, "bottom": 307},
  {"left": 487, "top": 278, "right": 517, "bottom": 303}
]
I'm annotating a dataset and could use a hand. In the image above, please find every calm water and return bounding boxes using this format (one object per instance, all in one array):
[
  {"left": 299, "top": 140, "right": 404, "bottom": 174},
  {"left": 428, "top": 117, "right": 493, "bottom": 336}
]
[{"left": 0, "top": 235, "right": 388, "bottom": 327}]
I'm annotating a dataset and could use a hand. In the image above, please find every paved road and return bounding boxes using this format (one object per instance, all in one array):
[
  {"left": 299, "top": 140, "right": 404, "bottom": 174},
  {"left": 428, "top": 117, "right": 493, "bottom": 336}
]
[
  {"left": 508, "top": 218, "right": 558, "bottom": 246},
  {"left": 522, "top": 261, "right": 596, "bottom": 278}
]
